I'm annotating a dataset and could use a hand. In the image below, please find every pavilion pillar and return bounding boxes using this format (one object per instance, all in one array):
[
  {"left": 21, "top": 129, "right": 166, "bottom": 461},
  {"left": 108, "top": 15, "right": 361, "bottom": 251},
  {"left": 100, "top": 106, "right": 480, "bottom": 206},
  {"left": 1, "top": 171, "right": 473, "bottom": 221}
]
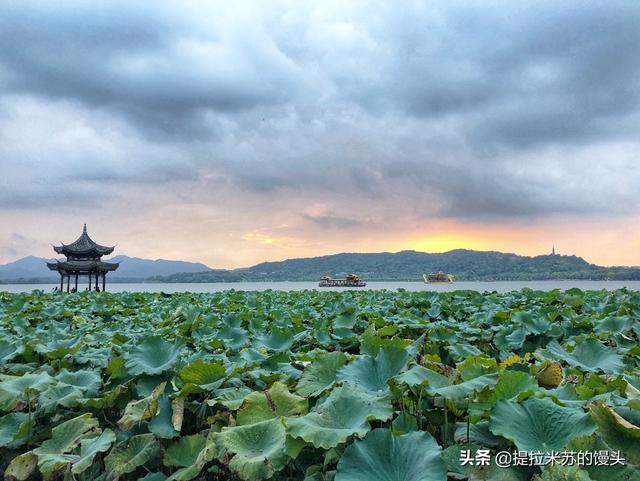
[
  {"left": 66, "top": 274, "right": 70, "bottom": 293},
  {"left": 88, "top": 272, "right": 92, "bottom": 291},
  {"left": 75, "top": 274, "right": 78, "bottom": 292},
  {"left": 95, "top": 273, "right": 98, "bottom": 291},
  {"left": 59, "top": 273, "right": 63, "bottom": 291},
  {"left": 102, "top": 273, "right": 106, "bottom": 292}
]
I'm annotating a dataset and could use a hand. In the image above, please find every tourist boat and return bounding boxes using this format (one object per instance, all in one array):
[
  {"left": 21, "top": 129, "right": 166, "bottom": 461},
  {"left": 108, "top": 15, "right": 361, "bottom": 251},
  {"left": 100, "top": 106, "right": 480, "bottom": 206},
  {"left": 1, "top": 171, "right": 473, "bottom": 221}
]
[
  {"left": 319, "top": 274, "right": 367, "bottom": 287},
  {"left": 423, "top": 272, "right": 454, "bottom": 283}
]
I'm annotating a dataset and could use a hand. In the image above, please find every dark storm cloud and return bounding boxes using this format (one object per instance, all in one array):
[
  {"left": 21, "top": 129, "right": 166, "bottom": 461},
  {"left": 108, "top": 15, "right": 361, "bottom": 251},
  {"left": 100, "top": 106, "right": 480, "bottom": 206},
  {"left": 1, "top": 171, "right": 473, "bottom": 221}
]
[
  {"left": 358, "top": 1, "right": 640, "bottom": 147},
  {"left": 0, "top": 1, "right": 301, "bottom": 137},
  {"left": 0, "top": 0, "right": 638, "bottom": 219},
  {"left": 0, "top": 182, "right": 108, "bottom": 209},
  {"left": 303, "top": 214, "right": 364, "bottom": 229}
]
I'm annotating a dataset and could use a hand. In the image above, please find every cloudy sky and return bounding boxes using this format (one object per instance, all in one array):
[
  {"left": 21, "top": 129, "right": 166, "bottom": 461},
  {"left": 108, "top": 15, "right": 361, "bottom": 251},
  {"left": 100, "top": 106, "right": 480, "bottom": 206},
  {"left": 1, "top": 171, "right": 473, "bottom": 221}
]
[{"left": 1, "top": 0, "right": 639, "bottom": 268}]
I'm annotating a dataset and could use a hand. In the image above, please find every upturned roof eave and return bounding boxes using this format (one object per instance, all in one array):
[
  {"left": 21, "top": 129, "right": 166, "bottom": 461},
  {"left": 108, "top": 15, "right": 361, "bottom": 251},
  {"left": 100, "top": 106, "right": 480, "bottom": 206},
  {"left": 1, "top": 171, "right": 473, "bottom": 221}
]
[
  {"left": 53, "top": 244, "right": 115, "bottom": 255},
  {"left": 46, "top": 260, "right": 119, "bottom": 272}
]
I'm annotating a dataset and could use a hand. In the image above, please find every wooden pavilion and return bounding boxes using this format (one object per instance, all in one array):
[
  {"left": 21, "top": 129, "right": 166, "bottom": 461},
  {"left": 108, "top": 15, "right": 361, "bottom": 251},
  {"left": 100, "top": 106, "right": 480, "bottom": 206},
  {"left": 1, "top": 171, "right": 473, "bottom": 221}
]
[{"left": 47, "top": 224, "right": 119, "bottom": 292}]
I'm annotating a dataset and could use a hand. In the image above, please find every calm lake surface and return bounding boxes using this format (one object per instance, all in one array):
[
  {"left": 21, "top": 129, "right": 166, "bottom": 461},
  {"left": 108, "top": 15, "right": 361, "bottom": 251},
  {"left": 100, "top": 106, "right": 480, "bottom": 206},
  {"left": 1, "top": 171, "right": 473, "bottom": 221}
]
[{"left": 3, "top": 280, "right": 640, "bottom": 294}]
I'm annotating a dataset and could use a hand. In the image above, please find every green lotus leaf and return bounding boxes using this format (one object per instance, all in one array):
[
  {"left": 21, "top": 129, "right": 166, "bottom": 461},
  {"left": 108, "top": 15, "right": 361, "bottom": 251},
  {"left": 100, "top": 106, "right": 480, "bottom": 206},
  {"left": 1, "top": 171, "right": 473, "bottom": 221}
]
[
  {"left": 613, "top": 405, "right": 640, "bottom": 426},
  {"left": 35, "top": 337, "right": 81, "bottom": 359},
  {"left": 493, "top": 327, "right": 528, "bottom": 352},
  {"left": 333, "top": 327, "right": 358, "bottom": 341},
  {"left": 0, "top": 412, "right": 32, "bottom": 448},
  {"left": 457, "top": 356, "right": 499, "bottom": 381},
  {"left": 448, "top": 343, "right": 483, "bottom": 361},
  {"left": 106, "top": 355, "right": 128, "bottom": 380},
  {"left": 79, "top": 383, "right": 128, "bottom": 410},
  {"left": 218, "top": 417, "right": 289, "bottom": 481},
  {"left": 537, "top": 465, "right": 594, "bottom": 481},
  {"left": 427, "top": 325, "right": 456, "bottom": 342},
  {"left": 393, "top": 365, "right": 451, "bottom": 392},
  {"left": 136, "top": 374, "right": 169, "bottom": 397},
  {"left": 125, "top": 336, "right": 183, "bottom": 376},
  {"left": 489, "top": 397, "right": 596, "bottom": 451},
  {"left": 237, "top": 348, "right": 267, "bottom": 366},
  {"left": 313, "top": 326, "right": 332, "bottom": 346},
  {"left": 517, "top": 312, "right": 553, "bottom": 335},
  {"left": 71, "top": 429, "right": 116, "bottom": 474},
  {"left": 594, "top": 316, "right": 635, "bottom": 334},
  {"left": 217, "top": 325, "right": 249, "bottom": 350},
  {"left": 4, "top": 452, "right": 38, "bottom": 481},
  {"left": 337, "top": 345, "right": 411, "bottom": 392},
  {"left": 590, "top": 401, "right": 640, "bottom": 464},
  {"left": 434, "top": 373, "right": 499, "bottom": 400},
  {"left": 273, "top": 360, "right": 304, "bottom": 380},
  {"left": 333, "top": 305, "right": 358, "bottom": 329},
  {"left": 391, "top": 412, "right": 418, "bottom": 434},
  {"left": 286, "top": 383, "right": 393, "bottom": 449},
  {"left": 546, "top": 339, "right": 625, "bottom": 374},
  {"left": 237, "top": 381, "right": 308, "bottom": 425},
  {"left": 454, "top": 420, "right": 505, "bottom": 448},
  {"left": 166, "top": 431, "right": 220, "bottom": 481},
  {"left": 0, "top": 371, "right": 55, "bottom": 411},
  {"left": 75, "top": 346, "right": 112, "bottom": 367},
  {"left": 178, "top": 359, "right": 226, "bottom": 391},
  {"left": 335, "top": 428, "right": 446, "bottom": 481},
  {"left": 33, "top": 413, "right": 100, "bottom": 480},
  {"left": 0, "top": 339, "right": 24, "bottom": 364},
  {"left": 55, "top": 369, "right": 102, "bottom": 395},
  {"left": 254, "top": 326, "right": 299, "bottom": 351},
  {"left": 164, "top": 434, "right": 207, "bottom": 467},
  {"left": 296, "top": 351, "right": 347, "bottom": 397},
  {"left": 149, "top": 394, "right": 179, "bottom": 439},
  {"left": 139, "top": 474, "right": 168, "bottom": 481},
  {"left": 493, "top": 370, "right": 537, "bottom": 401},
  {"left": 543, "top": 384, "right": 586, "bottom": 408},
  {"left": 209, "top": 386, "right": 253, "bottom": 410},
  {"left": 117, "top": 381, "right": 166, "bottom": 430},
  {"left": 567, "top": 434, "right": 640, "bottom": 481},
  {"left": 359, "top": 327, "right": 412, "bottom": 356},
  {"left": 39, "top": 384, "right": 84, "bottom": 411},
  {"left": 104, "top": 433, "right": 160, "bottom": 481},
  {"left": 376, "top": 324, "right": 398, "bottom": 336}
]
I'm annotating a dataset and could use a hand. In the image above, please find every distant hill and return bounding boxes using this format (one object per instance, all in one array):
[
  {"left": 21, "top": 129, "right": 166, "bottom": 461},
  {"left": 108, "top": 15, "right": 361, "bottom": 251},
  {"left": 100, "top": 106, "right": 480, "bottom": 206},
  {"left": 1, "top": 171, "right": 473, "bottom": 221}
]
[
  {"left": 0, "top": 256, "right": 58, "bottom": 281},
  {"left": 3, "top": 249, "right": 640, "bottom": 284},
  {"left": 149, "top": 249, "right": 640, "bottom": 282},
  {"left": 108, "top": 256, "right": 211, "bottom": 279},
  {"left": 0, "top": 255, "right": 212, "bottom": 283},
  {"left": 146, "top": 269, "right": 243, "bottom": 283}
]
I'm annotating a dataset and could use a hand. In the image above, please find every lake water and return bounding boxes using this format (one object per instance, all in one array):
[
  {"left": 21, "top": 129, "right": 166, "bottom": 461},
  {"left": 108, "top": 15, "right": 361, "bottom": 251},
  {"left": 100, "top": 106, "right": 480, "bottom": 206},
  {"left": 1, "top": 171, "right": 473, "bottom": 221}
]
[{"left": 2, "top": 280, "right": 640, "bottom": 294}]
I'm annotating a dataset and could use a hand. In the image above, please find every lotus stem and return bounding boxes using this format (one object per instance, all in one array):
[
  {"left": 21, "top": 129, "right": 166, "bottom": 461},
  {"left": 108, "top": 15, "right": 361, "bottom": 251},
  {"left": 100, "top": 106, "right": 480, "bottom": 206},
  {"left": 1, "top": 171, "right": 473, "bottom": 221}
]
[{"left": 443, "top": 400, "right": 448, "bottom": 447}]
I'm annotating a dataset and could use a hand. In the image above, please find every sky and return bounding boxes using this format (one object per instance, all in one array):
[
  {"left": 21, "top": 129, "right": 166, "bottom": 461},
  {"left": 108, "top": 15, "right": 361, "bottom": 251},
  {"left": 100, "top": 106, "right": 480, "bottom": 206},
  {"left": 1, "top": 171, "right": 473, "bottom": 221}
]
[{"left": 1, "top": 0, "right": 639, "bottom": 268}]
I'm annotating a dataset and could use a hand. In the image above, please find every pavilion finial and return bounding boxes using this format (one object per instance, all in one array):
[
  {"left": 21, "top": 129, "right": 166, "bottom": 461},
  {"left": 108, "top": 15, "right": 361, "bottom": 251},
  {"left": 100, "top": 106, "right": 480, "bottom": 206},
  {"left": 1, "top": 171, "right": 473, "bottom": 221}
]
[{"left": 83, "top": 223, "right": 87, "bottom": 235}]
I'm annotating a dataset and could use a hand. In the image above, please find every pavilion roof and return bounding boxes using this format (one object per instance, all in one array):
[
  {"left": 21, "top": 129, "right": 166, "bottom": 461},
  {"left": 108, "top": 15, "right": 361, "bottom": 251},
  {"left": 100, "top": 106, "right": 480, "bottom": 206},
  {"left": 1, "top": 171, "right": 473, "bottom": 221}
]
[
  {"left": 47, "top": 259, "right": 120, "bottom": 273},
  {"left": 53, "top": 224, "right": 115, "bottom": 256}
]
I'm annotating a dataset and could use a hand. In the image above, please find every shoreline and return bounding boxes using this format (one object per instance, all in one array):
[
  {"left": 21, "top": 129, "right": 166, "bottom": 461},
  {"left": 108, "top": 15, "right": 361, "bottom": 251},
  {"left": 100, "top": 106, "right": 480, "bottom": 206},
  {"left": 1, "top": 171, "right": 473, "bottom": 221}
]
[{"left": 3, "top": 279, "right": 640, "bottom": 294}]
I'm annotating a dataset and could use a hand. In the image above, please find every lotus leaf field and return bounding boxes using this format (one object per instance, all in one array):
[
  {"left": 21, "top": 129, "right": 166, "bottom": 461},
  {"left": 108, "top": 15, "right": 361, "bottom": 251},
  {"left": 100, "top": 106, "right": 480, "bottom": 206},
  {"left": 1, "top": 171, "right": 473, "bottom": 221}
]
[{"left": 1, "top": 288, "right": 640, "bottom": 481}]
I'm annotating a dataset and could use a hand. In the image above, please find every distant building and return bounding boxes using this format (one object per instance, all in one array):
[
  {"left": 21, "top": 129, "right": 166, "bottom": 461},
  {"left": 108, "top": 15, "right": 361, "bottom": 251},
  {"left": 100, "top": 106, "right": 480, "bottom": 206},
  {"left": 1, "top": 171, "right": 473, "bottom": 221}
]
[
  {"left": 47, "top": 224, "right": 119, "bottom": 292},
  {"left": 551, "top": 246, "right": 556, "bottom": 256}
]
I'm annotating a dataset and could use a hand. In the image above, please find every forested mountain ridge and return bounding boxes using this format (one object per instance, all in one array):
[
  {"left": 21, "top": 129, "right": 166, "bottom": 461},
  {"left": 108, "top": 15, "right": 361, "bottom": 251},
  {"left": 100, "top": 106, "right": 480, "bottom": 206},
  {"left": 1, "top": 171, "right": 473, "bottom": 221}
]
[{"left": 149, "top": 249, "right": 640, "bottom": 282}]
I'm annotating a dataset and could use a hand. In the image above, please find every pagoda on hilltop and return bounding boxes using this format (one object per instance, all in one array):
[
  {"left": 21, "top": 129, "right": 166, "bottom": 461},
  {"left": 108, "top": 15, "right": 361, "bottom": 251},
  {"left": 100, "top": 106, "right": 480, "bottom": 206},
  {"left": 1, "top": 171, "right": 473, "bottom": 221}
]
[{"left": 47, "top": 224, "right": 119, "bottom": 292}]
